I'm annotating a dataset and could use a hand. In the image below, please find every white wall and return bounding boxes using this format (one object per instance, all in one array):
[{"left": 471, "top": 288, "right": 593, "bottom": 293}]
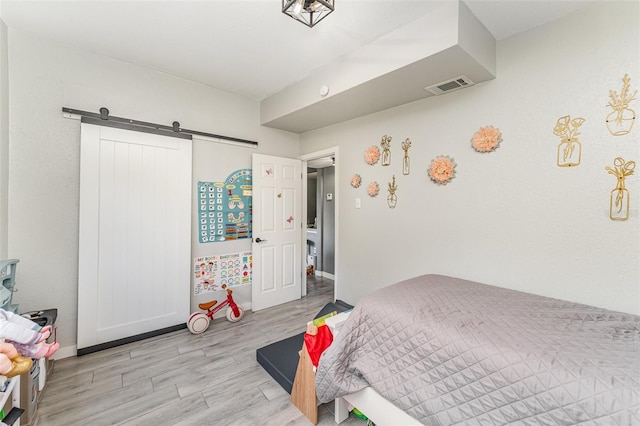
[
  {"left": 0, "top": 17, "right": 9, "bottom": 259},
  {"left": 301, "top": 1, "right": 640, "bottom": 315},
  {"left": 7, "top": 29, "right": 299, "bottom": 353}
]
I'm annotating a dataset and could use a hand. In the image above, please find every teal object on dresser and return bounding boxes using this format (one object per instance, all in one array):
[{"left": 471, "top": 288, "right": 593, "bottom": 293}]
[{"left": 0, "top": 259, "right": 20, "bottom": 313}]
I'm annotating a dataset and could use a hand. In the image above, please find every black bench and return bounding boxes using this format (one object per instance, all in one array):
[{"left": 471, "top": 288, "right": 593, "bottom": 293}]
[{"left": 256, "top": 300, "right": 353, "bottom": 394}]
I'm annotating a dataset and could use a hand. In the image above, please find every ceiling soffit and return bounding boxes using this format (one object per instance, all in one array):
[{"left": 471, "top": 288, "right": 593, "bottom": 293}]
[{"left": 260, "top": 1, "right": 496, "bottom": 133}]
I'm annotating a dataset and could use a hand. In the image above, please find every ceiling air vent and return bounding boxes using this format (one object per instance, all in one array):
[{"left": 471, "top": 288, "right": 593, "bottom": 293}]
[{"left": 425, "top": 75, "right": 475, "bottom": 95}]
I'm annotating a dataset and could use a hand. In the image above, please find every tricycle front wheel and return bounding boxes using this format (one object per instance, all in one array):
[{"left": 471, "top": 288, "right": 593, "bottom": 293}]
[{"left": 226, "top": 305, "right": 244, "bottom": 322}]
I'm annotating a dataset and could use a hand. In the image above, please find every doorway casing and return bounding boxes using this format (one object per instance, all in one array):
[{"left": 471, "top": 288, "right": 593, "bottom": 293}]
[{"left": 299, "top": 147, "right": 339, "bottom": 299}]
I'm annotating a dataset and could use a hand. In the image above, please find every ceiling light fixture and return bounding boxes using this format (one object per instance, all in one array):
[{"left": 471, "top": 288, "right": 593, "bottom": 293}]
[{"left": 283, "top": 0, "right": 335, "bottom": 28}]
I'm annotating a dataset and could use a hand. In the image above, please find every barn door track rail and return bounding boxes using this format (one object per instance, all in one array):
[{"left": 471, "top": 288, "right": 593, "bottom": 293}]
[{"left": 62, "top": 106, "right": 259, "bottom": 147}]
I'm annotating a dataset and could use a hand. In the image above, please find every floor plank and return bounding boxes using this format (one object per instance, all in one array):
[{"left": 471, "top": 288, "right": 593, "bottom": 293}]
[{"left": 34, "top": 277, "right": 363, "bottom": 425}]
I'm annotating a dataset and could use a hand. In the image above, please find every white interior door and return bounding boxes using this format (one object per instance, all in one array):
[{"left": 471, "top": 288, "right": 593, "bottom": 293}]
[
  {"left": 77, "top": 123, "right": 192, "bottom": 351},
  {"left": 252, "top": 154, "right": 302, "bottom": 311}
]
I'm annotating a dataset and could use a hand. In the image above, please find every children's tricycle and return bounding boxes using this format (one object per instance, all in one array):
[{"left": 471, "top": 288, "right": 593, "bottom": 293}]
[{"left": 187, "top": 286, "right": 244, "bottom": 334}]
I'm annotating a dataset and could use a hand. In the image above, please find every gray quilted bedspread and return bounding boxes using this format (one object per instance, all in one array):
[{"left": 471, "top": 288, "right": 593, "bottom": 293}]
[{"left": 315, "top": 274, "right": 640, "bottom": 425}]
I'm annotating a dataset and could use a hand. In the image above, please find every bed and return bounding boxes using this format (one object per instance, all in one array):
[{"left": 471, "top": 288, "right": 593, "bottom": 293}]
[{"left": 315, "top": 274, "right": 640, "bottom": 425}]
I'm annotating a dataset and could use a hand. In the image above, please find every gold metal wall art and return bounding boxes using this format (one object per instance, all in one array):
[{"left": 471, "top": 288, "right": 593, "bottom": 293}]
[
  {"left": 605, "top": 157, "right": 635, "bottom": 221},
  {"left": 380, "top": 135, "right": 392, "bottom": 166},
  {"left": 606, "top": 74, "right": 637, "bottom": 136},
  {"left": 553, "top": 115, "right": 585, "bottom": 167},
  {"left": 401, "top": 139, "right": 411, "bottom": 175},
  {"left": 387, "top": 175, "right": 397, "bottom": 209}
]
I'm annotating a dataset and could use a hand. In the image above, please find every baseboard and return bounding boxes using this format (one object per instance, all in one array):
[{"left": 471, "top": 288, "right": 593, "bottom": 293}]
[
  {"left": 52, "top": 344, "right": 77, "bottom": 360},
  {"left": 314, "top": 271, "right": 335, "bottom": 280}
]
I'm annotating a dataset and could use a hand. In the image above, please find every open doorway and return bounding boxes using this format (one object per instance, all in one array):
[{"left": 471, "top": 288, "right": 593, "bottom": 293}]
[{"left": 300, "top": 148, "right": 338, "bottom": 302}]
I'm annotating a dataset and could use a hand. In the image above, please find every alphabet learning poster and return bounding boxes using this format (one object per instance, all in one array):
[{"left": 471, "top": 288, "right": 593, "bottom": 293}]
[
  {"left": 198, "top": 169, "right": 252, "bottom": 243},
  {"left": 194, "top": 251, "right": 252, "bottom": 295}
]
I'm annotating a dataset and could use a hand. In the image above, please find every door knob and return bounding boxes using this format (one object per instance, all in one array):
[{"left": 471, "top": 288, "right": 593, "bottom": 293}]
[{"left": 255, "top": 238, "right": 267, "bottom": 243}]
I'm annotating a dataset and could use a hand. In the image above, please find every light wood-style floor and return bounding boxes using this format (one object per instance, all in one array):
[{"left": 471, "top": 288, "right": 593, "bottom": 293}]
[{"left": 34, "top": 276, "right": 363, "bottom": 426}]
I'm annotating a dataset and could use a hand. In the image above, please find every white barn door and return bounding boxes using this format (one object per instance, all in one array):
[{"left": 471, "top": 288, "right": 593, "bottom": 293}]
[
  {"left": 251, "top": 154, "right": 302, "bottom": 311},
  {"left": 78, "top": 123, "right": 192, "bottom": 351}
]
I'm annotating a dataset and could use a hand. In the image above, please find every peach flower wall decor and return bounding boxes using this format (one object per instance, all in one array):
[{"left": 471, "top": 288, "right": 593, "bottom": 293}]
[
  {"left": 367, "top": 182, "right": 379, "bottom": 197},
  {"left": 428, "top": 156, "right": 456, "bottom": 185},
  {"left": 471, "top": 126, "right": 502, "bottom": 153},
  {"left": 364, "top": 146, "right": 381, "bottom": 165},
  {"left": 351, "top": 174, "right": 361, "bottom": 188}
]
